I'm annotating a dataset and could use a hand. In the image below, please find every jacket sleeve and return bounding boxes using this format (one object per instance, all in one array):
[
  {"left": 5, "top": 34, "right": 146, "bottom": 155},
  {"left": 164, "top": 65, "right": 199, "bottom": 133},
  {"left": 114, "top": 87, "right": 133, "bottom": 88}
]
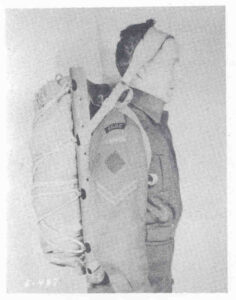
[{"left": 88, "top": 109, "right": 151, "bottom": 292}]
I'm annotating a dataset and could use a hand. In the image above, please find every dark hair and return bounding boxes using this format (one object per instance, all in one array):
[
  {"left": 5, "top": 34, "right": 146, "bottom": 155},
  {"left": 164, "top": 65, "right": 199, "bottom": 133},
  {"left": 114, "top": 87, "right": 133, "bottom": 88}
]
[
  {"left": 116, "top": 19, "right": 155, "bottom": 76},
  {"left": 88, "top": 81, "right": 112, "bottom": 117}
]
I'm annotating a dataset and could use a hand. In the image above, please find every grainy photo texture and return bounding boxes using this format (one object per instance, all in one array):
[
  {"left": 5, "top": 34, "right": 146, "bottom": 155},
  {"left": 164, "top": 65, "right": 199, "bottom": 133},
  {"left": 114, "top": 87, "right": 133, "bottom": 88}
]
[{"left": 6, "top": 7, "right": 226, "bottom": 293}]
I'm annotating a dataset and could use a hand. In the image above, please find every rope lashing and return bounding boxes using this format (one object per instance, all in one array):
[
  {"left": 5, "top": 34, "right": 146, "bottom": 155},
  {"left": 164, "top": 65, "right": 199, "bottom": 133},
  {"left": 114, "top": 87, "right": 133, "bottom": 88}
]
[{"left": 32, "top": 74, "right": 86, "bottom": 270}]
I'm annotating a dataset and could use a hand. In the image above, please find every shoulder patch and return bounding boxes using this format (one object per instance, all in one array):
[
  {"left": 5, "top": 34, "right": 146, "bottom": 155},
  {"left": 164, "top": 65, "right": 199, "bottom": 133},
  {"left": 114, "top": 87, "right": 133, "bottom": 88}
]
[
  {"left": 105, "top": 151, "right": 125, "bottom": 174},
  {"left": 105, "top": 122, "right": 126, "bottom": 134}
]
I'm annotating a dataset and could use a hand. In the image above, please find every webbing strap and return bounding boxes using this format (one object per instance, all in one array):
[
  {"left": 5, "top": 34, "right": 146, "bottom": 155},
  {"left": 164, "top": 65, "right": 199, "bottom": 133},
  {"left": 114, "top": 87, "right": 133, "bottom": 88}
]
[
  {"left": 119, "top": 105, "right": 152, "bottom": 169},
  {"left": 89, "top": 82, "right": 131, "bottom": 134}
]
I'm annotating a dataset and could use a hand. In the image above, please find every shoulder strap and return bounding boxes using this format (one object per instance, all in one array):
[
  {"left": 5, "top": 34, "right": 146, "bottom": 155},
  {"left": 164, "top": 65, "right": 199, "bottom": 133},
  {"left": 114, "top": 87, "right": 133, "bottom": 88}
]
[{"left": 118, "top": 105, "right": 152, "bottom": 169}]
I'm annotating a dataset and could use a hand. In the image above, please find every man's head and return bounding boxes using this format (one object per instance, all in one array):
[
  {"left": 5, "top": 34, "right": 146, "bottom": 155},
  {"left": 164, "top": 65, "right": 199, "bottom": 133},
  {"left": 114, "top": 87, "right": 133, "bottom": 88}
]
[
  {"left": 116, "top": 19, "right": 155, "bottom": 76},
  {"left": 116, "top": 19, "right": 179, "bottom": 102}
]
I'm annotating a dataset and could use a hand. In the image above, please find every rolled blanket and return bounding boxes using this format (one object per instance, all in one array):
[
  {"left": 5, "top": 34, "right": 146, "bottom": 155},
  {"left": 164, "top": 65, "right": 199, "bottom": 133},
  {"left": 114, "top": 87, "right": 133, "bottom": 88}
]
[{"left": 31, "top": 76, "right": 85, "bottom": 272}]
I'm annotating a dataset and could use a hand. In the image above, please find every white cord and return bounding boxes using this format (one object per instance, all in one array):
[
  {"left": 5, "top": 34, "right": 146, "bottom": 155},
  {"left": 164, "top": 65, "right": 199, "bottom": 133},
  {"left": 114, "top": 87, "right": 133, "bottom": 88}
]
[{"left": 32, "top": 78, "right": 86, "bottom": 268}]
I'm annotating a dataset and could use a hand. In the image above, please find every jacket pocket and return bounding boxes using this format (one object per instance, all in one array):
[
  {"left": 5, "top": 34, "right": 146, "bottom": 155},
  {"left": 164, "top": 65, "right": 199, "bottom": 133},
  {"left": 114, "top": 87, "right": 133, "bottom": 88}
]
[
  {"left": 146, "top": 237, "right": 174, "bottom": 283},
  {"left": 146, "top": 223, "right": 176, "bottom": 243}
]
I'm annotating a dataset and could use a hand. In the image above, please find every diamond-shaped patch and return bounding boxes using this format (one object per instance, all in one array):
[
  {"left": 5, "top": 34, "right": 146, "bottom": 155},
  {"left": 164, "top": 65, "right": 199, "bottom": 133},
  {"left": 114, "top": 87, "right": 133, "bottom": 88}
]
[{"left": 105, "top": 151, "right": 125, "bottom": 174}]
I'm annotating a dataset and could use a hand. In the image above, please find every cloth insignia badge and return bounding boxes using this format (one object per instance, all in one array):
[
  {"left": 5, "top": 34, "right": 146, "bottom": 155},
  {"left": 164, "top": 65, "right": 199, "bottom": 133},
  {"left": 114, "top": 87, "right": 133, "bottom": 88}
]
[
  {"left": 105, "top": 151, "right": 125, "bottom": 174},
  {"left": 105, "top": 123, "right": 125, "bottom": 133}
]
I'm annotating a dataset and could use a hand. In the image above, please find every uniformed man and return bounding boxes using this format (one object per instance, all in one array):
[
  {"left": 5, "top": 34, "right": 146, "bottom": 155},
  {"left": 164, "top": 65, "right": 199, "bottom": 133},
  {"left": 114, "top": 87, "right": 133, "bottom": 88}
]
[
  {"left": 115, "top": 19, "right": 183, "bottom": 292},
  {"left": 32, "top": 18, "right": 182, "bottom": 293}
]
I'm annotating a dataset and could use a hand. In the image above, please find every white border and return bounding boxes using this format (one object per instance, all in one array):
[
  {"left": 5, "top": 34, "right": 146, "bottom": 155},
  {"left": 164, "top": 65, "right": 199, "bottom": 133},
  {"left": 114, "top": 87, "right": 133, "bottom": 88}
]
[
  {"left": 0, "top": 1, "right": 234, "bottom": 299},
  {"left": 0, "top": 0, "right": 229, "bottom": 8}
]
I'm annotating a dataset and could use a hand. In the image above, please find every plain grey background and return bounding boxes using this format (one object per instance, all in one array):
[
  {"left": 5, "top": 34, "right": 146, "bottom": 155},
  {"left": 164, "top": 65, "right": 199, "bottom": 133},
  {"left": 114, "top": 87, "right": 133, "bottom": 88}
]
[{"left": 6, "top": 7, "right": 226, "bottom": 292}]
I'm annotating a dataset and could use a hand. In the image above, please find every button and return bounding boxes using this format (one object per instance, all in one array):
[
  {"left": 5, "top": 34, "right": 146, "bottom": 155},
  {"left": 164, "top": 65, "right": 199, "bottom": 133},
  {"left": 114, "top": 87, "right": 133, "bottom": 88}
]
[{"left": 148, "top": 173, "right": 158, "bottom": 186}]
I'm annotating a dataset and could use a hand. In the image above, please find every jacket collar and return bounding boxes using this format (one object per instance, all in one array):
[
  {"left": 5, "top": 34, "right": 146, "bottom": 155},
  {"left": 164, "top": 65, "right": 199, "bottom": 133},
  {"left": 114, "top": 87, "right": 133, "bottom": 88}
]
[{"left": 131, "top": 88, "right": 165, "bottom": 124}]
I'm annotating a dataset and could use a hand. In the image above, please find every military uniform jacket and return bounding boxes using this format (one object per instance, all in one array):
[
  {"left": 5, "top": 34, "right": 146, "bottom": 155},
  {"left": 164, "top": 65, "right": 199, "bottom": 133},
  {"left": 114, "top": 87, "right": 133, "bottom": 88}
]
[{"left": 129, "top": 89, "right": 182, "bottom": 243}]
